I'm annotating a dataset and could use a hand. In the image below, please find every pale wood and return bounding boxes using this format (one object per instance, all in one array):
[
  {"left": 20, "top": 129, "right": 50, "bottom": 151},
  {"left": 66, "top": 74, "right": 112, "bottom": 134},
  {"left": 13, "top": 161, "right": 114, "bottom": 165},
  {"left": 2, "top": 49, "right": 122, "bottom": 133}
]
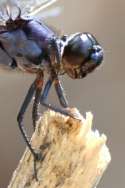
[{"left": 8, "top": 109, "right": 111, "bottom": 188}]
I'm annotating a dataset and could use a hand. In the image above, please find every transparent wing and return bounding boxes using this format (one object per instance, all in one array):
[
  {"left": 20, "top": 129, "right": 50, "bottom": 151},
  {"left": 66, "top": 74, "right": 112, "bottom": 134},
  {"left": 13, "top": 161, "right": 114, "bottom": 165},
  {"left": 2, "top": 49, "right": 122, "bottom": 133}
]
[
  {"left": 0, "top": 0, "right": 60, "bottom": 15},
  {"left": 25, "top": 0, "right": 60, "bottom": 16}
]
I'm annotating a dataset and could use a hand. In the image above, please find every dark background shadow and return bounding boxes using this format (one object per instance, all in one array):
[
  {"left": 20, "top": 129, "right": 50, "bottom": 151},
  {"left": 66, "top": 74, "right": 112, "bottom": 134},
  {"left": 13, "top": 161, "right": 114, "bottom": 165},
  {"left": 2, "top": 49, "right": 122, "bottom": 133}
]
[{"left": 0, "top": 0, "right": 125, "bottom": 187}]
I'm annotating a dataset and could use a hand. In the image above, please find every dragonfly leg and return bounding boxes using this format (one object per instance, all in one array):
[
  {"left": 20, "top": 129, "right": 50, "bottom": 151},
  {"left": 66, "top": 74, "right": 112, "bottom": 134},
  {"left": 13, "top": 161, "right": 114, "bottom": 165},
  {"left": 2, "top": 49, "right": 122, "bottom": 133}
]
[
  {"left": 32, "top": 89, "right": 41, "bottom": 130},
  {"left": 17, "top": 72, "right": 44, "bottom": 160},
  {"left": 54, "top": 78, "right": 68, "bottom": 108},
  {"left": 54, "top": 79, "right": 81, "bottom": 119},
  {"left": 40, "top": 78, "right": 76, "bottom": 118},
  {"left": 17, "top": 81, "right": 39, "bottom": 158},
  {"left": 32, "top": 73, "right": 43, "bottom": 130}
]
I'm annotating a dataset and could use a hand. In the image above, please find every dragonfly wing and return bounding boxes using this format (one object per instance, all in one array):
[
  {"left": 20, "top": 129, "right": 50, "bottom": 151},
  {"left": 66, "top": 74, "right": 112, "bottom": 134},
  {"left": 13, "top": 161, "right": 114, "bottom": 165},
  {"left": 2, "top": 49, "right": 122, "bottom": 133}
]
[
  {"left": 26, "top": 0, "right": 60, "bottom": 16},
  {"left": 0, "top": 0, "right": 60, "bottom": 21}
]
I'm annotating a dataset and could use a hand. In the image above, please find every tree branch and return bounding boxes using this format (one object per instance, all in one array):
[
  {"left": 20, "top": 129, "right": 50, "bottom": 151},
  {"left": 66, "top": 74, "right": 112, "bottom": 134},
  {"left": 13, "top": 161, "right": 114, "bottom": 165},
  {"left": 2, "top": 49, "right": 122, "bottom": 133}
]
[{"left": 8, "top": 109, "right": 111, "bottom": 188}]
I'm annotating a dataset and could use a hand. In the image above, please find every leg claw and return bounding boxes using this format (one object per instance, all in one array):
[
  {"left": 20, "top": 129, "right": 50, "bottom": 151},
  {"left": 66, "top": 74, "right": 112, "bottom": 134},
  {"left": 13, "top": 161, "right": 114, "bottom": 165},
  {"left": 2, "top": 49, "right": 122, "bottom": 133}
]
[
  {"left": 33, "top": 150, "right": 43, "bottom": 161},
  {"left": 64, "top": 108, "right": 82, "bottom": 120}
]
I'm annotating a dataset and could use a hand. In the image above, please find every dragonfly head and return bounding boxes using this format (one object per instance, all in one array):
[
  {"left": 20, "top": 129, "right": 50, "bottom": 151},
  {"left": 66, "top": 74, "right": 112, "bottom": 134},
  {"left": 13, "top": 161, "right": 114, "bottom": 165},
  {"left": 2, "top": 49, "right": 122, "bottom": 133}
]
[{"left": 61, "top": 33, "right": 103, "bottom": 79}]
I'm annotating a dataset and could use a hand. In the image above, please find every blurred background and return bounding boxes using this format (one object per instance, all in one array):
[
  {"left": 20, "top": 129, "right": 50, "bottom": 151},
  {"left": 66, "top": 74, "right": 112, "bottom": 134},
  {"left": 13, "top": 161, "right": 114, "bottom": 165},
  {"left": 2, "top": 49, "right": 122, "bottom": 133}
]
[{"left": 0, "top": 0, "right": 125, "bottom": 187}]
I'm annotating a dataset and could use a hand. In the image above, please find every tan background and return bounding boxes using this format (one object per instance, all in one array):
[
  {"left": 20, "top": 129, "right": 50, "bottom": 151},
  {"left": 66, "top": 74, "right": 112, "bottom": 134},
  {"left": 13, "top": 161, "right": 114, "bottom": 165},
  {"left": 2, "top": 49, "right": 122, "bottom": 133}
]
[{"left": 0, "top": 0, "right": 124, "bottom": 187}]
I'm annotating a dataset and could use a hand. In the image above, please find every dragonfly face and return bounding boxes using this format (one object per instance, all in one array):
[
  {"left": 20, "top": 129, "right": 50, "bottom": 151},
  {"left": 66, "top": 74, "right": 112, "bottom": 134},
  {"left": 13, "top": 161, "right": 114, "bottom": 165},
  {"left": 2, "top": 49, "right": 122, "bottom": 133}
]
[
  {"left": 0, "top": 0, "right": 104, "bottom": 172},
  {"left": 62, "top": 33, "right": 103, "bottom": 79}
]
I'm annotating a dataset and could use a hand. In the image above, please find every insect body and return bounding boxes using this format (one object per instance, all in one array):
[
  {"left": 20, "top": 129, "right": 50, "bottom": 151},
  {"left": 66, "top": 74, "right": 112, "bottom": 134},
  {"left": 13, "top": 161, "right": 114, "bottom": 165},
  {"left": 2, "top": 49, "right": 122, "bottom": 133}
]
[{"left": 0, "top": 4, "right": 103, "bottom": 160}]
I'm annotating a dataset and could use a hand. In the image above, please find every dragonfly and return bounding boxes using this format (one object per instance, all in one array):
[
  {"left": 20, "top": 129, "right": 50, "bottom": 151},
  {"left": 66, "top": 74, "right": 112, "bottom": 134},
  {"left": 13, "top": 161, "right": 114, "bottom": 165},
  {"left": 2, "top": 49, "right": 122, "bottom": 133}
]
[{"left": 0, "top": 0, "right": 103, "bottom": 160}]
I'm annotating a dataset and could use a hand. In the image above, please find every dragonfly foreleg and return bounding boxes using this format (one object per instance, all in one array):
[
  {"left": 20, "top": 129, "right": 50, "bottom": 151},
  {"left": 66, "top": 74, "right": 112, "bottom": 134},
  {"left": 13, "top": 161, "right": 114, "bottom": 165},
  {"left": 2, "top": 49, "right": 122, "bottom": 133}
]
[{"left": 54, "top": 78, "right": 68, "bottom": 108}]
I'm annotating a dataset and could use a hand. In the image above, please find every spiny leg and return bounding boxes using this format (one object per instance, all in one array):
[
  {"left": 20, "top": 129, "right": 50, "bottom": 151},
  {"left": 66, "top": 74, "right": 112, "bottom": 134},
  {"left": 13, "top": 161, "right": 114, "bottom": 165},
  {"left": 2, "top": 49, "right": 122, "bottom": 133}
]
[
  {"left": 40, "top": 78, "right": 53, "bottom": 102},
  {"left": 32, "top": 88, "right": 42, "bottom": 181},
  {"left": 17, "top": 72, "right": 44, "bottom": 181},
  {"left": 17, "top": 72, "right": 44, "bottom": 160},
  {"left": 54, "top": 78, "right": 68, "bottom": 108},
  {"left": 32, "top": 72, "right": 44, "bottom": 180},
  {"left": 32, "top": 72, "right": 43, "bottom": 130},
  {"left": 40, "top": 77, "right": 76, "bottom": 118},
  {"left": 32, "top": 90, "right": 41, "bottom": 130},
  {"left": 32, "top": 74, "right": 43, "bottom": 181},
  {"left": 54, "top": 79, "right": 79, "bottom": 119},
  {"left": 17, "top": 81, "right": 40, "bottom": 159}
]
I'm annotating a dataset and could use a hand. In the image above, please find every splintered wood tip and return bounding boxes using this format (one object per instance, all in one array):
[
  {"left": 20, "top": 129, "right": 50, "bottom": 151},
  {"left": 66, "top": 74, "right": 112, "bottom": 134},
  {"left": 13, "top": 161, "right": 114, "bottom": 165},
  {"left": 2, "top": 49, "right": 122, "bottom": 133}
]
[{"left": 8, "top": 108, "right": 111, "bottom": 188}]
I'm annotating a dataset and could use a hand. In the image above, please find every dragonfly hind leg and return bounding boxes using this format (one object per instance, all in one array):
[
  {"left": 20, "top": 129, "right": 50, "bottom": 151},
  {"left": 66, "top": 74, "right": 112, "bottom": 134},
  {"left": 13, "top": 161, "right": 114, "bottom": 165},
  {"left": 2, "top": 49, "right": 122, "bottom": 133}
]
[
  {"left": 17, "top": 81, "right": 41, "bottom": 159},
  {"left": 32, "top": 89, "right": 42, "bottom": 130},
  {"left": 32, "top": 72, "right": 44, "bottom": 130},
  {"left": 17, "top": 71, "right": 44, "bottom": 161}
]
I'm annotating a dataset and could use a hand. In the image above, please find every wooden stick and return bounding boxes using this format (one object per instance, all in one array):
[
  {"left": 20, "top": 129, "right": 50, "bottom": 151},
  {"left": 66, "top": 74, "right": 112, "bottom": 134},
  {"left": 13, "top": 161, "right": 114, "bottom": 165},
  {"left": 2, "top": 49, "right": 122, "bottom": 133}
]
[{"left": 8, "top": 109, "right": 111, "bottom": 188}]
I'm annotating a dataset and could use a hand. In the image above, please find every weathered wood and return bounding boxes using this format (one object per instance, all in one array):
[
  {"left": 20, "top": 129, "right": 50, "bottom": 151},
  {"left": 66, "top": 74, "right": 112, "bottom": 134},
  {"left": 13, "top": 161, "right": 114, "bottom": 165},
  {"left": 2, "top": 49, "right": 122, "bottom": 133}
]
[{"left": 8, "top": 109, "right": 111, "bottom": 188}]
